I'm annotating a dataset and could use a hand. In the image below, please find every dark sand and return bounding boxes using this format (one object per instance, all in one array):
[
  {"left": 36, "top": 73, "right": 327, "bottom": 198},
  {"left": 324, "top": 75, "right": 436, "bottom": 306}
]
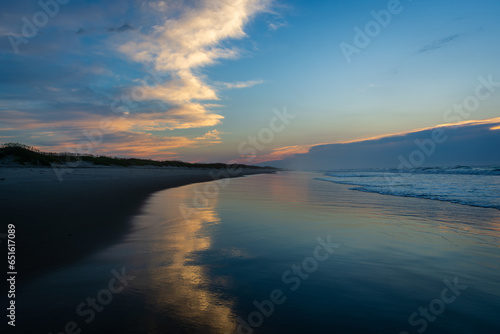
[{"left": 0, "top": 166, "right": 275, "bottom": 283}]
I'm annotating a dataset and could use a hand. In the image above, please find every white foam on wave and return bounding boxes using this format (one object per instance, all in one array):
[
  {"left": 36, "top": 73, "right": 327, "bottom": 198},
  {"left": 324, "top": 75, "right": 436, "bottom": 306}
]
[{"left": 317, "top": 168, "right": 500, "bottom": 210}]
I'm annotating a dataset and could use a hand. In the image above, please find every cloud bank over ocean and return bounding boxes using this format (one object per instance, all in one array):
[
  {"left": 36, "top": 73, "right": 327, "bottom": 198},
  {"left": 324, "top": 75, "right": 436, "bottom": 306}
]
[{"left": 263, "top": 118, "right": 500, "bottom": 170}]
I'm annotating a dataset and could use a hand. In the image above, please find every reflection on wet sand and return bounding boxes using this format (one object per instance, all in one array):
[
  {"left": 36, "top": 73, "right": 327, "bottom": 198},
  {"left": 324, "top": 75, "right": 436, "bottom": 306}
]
[{"left": 140, "top": 185, "right": 236, "bottom": 333}]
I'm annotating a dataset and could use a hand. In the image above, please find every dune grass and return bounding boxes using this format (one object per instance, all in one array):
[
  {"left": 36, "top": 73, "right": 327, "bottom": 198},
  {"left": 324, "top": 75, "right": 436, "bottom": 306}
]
[{"left": 0, "top": 143, "right": 275, "bottom": 169}]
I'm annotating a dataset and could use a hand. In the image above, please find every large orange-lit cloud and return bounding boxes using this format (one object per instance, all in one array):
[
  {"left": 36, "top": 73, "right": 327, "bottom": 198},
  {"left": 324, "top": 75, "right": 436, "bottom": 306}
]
[
  {"left": 136, "top": 71, "right": 218, "bottom": 104},
  {"left": 0, "top": 109, "right": 222, "bottom": 159},
  {"left": 83, "top": 130, "right": 221, "bottom": 159},
  {"left": 37, "top": 129, "right": 221, "bottom": 160},
  {"left": 1, "top": 1, "right": 270, "bottom": 159},
  {"left": 122, "top": 0, "right": 268, "bottom": 71},
  {"left": 114, "top": 104, "right": 224, "bottom": 131},
  {"left": 119, "top": 0, "right": 269, "bottom": 130}
]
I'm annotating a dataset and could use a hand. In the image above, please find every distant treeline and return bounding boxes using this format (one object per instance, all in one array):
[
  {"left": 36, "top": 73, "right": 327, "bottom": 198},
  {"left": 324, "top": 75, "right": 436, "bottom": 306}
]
[{"left": 0, "top": 143, "right": 276, "bottom": 169}]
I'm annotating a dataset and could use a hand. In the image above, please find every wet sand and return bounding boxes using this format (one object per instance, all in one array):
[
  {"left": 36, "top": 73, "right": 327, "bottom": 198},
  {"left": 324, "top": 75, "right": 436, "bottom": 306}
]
[
  {"left": 13, "top": 171, "right": 500, "bottom": 333},
  {"left": 0, "top": 166, "right": 276, "bottom": 283}
]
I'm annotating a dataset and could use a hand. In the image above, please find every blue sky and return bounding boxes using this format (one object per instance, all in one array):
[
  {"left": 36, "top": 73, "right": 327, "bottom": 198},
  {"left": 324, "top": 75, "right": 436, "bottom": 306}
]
[{"left": 1, "top": 0, "right": 499, "bottom": 165}]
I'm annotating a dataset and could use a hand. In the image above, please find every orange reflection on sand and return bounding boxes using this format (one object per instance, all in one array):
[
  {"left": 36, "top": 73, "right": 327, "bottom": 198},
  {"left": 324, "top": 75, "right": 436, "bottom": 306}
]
[
  {"left": 144, "top": 186, "right": 236, "bottom": 333},
  {"left": 266, "top": 173, "right": 311, "bottom": 205}
]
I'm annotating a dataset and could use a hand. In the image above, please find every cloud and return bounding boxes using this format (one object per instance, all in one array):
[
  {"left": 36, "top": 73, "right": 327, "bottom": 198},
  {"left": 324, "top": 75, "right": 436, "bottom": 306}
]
[
  {"left": 119, "top": 0, "right": 270, "bottom": 130},
  {"left": 0, "top": 0, "right": 272, "bottom": 158},
  {"left": 0, "top": 111, "right": 223, "bottom": 160},
  {"left": 75, "top": 23, "right": 136, "bottom": 35},
  {"left": 195, "top": 129, "right": 221, "bottom": 141},
  {"left": 120, "top": 0, "right": 268, "bottom": 71},
  {"left": 1, "top": 102, "right": 224, "bottom": 133},
  {"left": 269, "top": 21, "right": 286, "bottom": 31},
  {"left": 0, "top": 25, "right": 18, "bottom": 37},
  {"left": 0, "top": 110, "right": 39, "bottom": 131},
  {"left": 222, "top": 80, "right": 264, "bottom": 89},
  {"left": 115, "top": 103, "right": 224, "bottom": 131},
  {"left": 418, "top": 34, "right": 460, "bottom": 54},
  {"left": 108, "top": 23, "right": 136, "bottom": 33},
  {"left": 248, "top": 144, "right": 315, "bottom": 164},
  {"left": 37, "top": 130, "right": 216, "bottom": 159},
  {"left": 263, "top": 117, "right": 500, "bottom": 169},
  {"left": 147, "top": 1, "right": 171, "bottom": 13},
  {"left": 137, "top": 71, "right": 218, "bottom": 104}
]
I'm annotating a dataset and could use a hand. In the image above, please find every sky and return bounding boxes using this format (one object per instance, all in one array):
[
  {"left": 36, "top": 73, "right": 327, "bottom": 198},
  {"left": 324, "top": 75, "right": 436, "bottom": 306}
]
[
  {"left": 266, "top": 117, "right": 500, "bottom": 169},
  {"left": 1, "top": 0, "right": 499, "bottom": 167}
]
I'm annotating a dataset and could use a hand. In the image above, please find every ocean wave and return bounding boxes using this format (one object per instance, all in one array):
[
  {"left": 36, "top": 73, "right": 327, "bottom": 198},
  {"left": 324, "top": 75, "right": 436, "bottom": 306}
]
[
  {"left": 316, "top": 170, "right": 500, "bottom": 210},
  {"left": 325, "top": 165, "right": 500, "bottom": 176},
  {"left": 324, "top": 173, "right": 383, "bottom": 178}
]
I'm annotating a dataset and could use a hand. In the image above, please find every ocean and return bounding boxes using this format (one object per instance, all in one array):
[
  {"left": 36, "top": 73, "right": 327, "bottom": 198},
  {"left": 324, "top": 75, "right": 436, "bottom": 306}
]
[
  {"left": 317, "top": 166, "right": 500, "bottom": 210},
  {"left": 16, "top": 171, "right": 500, "bottom": 333}
]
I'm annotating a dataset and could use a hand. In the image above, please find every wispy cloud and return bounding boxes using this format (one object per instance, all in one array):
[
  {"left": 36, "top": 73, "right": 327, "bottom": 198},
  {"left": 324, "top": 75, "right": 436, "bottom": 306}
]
[
  {"left": 269, "top": 21, "right": 286, "bottom": 31},
  {"left": 0, "top": 108, "right": 223, "bottom": 159},
  {"left": 41, "top": 130, "right": 220, "bottom": 159},
  {"left": 418, "top": 34, "right": 460, "bottom": 54},
  {"left": 119, "top": 0, "right": 270, "bottom": 130},
  {"left": 195, "top": 129, "right": 221, "bottom": 141},
  {"left": 136, "top": 71, "right": 218, "bottom": 104},
  {"left": 114, "top": 103, "right": 224, "bottom": 131},
  {"left": 108, "top": 23, "right": 136, "bottom": 33},
  {"left": 222, "top": 80, "right": 264, "bottom": 89},
  {"left": 247, "top": 144, "right": 316, "bottom": 164}
]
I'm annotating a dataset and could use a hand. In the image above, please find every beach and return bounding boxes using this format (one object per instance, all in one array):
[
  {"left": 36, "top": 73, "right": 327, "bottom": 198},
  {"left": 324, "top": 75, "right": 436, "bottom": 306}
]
[
  {"left": 0, "top": 166, "right": 276, "bottom": 284},
  {"left": 11, "top": 171, "right": 500, "bottom": 333},
  {"left": 3, "top": 0, "right": 500, "bottom": 332}
]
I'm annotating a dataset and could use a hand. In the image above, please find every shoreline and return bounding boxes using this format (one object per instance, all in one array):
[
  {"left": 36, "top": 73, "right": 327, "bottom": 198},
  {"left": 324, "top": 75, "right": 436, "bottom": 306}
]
[
  {"left": 0, "top": 166, "right": 277, "bottom": 283},
  {"left": 12, "top": 171, "right": 500, "bottom": 333}
]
